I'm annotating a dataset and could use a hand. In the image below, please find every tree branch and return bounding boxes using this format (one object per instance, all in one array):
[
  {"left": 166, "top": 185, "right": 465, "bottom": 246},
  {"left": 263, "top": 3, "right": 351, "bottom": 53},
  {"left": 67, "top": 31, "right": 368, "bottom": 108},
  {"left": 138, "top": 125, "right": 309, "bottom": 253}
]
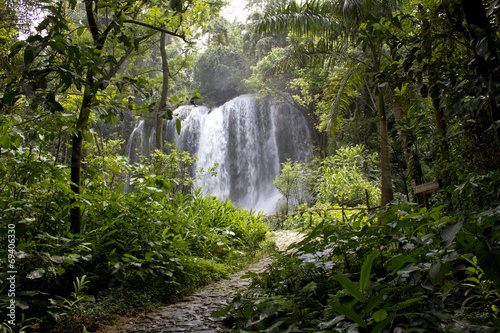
[
  {"left": 123, "top": 20, "right": 189, "bottom": 42},
  {"left": 84, "top": 0, "right": 100, "bottom": 41}
]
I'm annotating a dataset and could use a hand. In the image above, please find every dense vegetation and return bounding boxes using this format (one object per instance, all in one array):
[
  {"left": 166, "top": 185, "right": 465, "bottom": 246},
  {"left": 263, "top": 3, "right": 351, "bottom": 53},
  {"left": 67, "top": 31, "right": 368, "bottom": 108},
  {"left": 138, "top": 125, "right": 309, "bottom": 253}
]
[
  {"left": 217, "top": 0, "right": 500, "bottom": 332},
  {"left": 1, "top": 0, "right": 500, "bottom": 332}
]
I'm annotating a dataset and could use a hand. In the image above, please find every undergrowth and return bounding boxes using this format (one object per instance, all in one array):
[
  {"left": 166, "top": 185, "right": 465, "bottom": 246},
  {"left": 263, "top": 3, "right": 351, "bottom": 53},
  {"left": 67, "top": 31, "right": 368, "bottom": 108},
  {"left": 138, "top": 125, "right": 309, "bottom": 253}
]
[
  {"left": 220, "top": 196, "right": 500, "bottom": 332},
  {"left": 0, "top": 146, "right": 268, "bottom": 332}
]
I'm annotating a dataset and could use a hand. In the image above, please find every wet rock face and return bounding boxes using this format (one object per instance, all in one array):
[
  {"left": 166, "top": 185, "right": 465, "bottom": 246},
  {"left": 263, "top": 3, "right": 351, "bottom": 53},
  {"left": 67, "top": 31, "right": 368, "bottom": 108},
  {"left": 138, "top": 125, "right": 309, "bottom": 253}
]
[{"left": 102, "top": 231, "right": 302, "bottom": 333}]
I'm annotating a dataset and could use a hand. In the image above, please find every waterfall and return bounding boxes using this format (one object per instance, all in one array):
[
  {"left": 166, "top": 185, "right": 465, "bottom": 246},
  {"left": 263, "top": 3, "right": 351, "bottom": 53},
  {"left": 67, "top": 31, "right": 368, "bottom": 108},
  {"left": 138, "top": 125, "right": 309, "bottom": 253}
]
[
  {"left": 125, "top": 118, "right": 145, "bottom": 163},
  {"left": 168, "top": 95, "right": 312, "bottom": 214},
  {"left": 123, "top": 118, "right": 145, "bottom": 193}
]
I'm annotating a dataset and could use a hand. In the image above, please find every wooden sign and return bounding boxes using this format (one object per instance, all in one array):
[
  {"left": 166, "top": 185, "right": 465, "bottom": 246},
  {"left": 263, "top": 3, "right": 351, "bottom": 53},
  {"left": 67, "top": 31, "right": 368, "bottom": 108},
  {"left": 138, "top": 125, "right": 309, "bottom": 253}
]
[{"left": 411, "top": 179, "right": 441, "bottom": 195}]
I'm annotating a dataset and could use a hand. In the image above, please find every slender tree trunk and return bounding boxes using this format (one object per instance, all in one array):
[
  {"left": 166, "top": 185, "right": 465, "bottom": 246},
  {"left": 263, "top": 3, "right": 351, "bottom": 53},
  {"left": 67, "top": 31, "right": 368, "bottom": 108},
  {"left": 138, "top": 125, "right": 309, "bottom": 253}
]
[
  {"left": 70, "top": 130, "right": 83, "bottom": 234},
  {"left": 54, "top": 131, "right": 62, "bottom": 166},
  {"left": 420, "top": 4, "right": 449, "bottom": 161},
  {"left": 378, "top": 92, "right": 393, "bottom": 207},
  {"left": 61, "top": 132, "right": 68, "bottom": 166},
  {"left": 156, "top": 32, "right": 170, "bottom": 152},
  {"left": 369, "top": 42, "right": 393, "bottom": 209},
  {"left": 70, "top": 85, "right": 93, "bottom": 234}
]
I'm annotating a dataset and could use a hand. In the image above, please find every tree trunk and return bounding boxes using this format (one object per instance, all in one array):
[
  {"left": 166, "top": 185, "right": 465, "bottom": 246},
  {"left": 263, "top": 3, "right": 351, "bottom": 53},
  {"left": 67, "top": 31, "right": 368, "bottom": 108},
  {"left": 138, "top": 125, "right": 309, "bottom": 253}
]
[
  {"left": 70, "top": 85, "right": 93, "bottom": 234},
  {"left": 156, "top": 32, "right": 170, "bottom": 152},
  {"left": 70, "top": 130, "right": 83, "bottom": 234},
  {"left": 378, "top": 92, "right": 393, "bottom": 207},
  {"left": 419, "top": 4, "right": 449, "bottom": 161}
]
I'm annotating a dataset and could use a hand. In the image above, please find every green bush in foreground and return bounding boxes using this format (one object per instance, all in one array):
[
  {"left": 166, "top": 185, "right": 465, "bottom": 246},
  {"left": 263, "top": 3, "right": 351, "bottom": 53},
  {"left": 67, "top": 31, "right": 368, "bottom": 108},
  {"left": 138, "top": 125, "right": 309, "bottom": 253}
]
[
  {"left": 222, "top": 200, "right": 500, "bottom": 332},
  {"left": 0, "top": 147, "right": 267, "bottom": 332}
]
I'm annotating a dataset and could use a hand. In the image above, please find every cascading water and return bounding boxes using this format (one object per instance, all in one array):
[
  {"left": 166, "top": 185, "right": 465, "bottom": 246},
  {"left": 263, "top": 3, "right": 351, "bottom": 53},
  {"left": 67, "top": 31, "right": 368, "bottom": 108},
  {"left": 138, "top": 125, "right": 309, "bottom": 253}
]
[
  {"left": 123, "top": 118, "right": 145, "bottom": 192},
  {"left": 167, "top": 95, "right": 312, "bottom": 214},
  {"left": 125, "top": 118, "right": 145, "bottom": 163}
]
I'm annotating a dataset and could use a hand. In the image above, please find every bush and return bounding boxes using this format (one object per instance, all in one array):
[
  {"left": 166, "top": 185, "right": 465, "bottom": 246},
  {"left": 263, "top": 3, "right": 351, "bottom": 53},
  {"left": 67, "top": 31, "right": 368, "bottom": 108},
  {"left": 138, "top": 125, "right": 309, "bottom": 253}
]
[
  {"left": 273, "top": 159, "right": 312, "bottom": 215},
  {"left": 223, "top": 202, "right": 500, "bottom": 332},
  {"left": 316, "top": 145, "right": 380, "bottom": 207},
  {"left": 0, "top": 144, "right": 268, "bottom": 331}
]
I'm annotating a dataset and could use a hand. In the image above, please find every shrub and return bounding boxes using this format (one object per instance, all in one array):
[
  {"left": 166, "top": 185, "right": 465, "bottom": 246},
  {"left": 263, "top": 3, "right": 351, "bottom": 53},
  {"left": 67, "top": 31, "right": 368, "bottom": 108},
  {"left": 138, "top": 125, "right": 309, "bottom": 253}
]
[
  {"left": 316, "top": 145, "right": 380, "bottom": 207},
  {"left": 0, "top": 144, "right": 268, "bottom": 331},
  {"left": 223, "top": 202, "right": 500, "bottom": 332}
]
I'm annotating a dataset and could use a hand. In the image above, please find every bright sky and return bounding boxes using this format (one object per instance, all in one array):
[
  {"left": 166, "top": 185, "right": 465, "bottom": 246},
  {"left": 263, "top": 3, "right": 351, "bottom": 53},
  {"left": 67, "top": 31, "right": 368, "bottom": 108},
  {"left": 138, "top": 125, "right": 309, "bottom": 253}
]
[{"left": 220, "top": 0, "right": 250, "bottom": 23}]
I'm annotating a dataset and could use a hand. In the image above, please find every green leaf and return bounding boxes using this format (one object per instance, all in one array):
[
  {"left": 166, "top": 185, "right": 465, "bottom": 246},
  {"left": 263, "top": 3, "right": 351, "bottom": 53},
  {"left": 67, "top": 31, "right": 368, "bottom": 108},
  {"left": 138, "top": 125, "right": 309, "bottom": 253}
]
[
  {"left": 176, "top": 118, "right": 182, "bottom": 135},
  {"left": 389, "top": 297, "right": 423, "bottom": 311},
  {"left": 84, "top": 131, "right": 93, "bottom": 143},
  {"left": 116, "top": 182, "right": 124, "bottom": 194},
  {"left": 9, "top": 41, "right": 26, "bottom": 57},
  {"left": 365, "top": 288, "right": 389, "bottom": 313},
  {"left": 389, "top": 255, "right": 416, "bottom": 271},
  {"left": 332, "top": 275, "right": 364, "bottom": 302},
  {"left": 429, "top": 261, "right": 443, "bottom": 281},
  {"left": 372, "top": 309, "right": 387, "bottom": 322},
  {"left": 371, "top": 314, "right": 397, "bottom": 333},
  {"left": 24, "top": 48, "right": 35, "bottom": 65},
  {"left": 360, "top": 250, "right": 379, "bottom": 291},
  {"left": 476, "top": 36, "right": 491, "bottom": 60},
  {"left": 330, "top": 302, "right": 366, "bottom": 328},
  {"left": 211, "top": 305, "right": 232, "bottom": 318},
  {"left": 76, "top": 26, "right": 86, "bottom": 36},
  {"left": 3, "top": 61, "right": 13, "bottom": 72},
  {"left": 441, "top": 219, "right": 463, "bottom": 247}
]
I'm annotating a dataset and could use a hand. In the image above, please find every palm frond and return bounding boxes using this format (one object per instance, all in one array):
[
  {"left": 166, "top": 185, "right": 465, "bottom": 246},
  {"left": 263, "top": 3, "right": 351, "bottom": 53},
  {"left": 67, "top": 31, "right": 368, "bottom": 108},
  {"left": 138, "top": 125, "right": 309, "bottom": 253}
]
[
  {"left": 323, "top": 63, "right": 366, "bottom": 135},
  {"left": 266, "top": 38, "right": 349, "bottom": 75},
  {"left": 334, "top": 0, "right": 404, "bottom": 27},
  {"left": 254, "top": 0, "right": 342, "bottom": 38}
]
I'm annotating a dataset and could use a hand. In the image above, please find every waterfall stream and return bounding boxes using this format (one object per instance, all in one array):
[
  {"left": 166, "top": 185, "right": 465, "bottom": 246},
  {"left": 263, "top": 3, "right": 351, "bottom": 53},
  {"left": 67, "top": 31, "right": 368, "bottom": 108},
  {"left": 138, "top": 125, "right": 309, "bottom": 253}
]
[{"left": 166, "top": 95, "right": 312, "bottom": 214}]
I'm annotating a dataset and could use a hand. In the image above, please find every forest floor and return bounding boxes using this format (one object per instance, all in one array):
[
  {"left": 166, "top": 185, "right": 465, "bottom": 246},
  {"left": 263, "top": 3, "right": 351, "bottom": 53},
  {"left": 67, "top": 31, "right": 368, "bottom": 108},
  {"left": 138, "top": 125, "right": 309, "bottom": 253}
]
[{"left": 97, "top": 230, "right": 303, "bottom": 333}]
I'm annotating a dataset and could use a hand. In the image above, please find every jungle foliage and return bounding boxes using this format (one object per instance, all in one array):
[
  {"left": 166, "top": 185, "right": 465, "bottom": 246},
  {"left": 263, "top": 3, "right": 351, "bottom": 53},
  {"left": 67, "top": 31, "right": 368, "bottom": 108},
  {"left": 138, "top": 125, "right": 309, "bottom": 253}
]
[
  {"left": 0, "top": 0, "right": 270, "bottom": 331},
  {"left": 1, "top": 0, "right": 500, "bottom": 332},
  {"left": 216, "top": 0, "right": 500, "bottom": 331},
  {"left": 0, "top": 139, "right": 267, "bottom": 332}
]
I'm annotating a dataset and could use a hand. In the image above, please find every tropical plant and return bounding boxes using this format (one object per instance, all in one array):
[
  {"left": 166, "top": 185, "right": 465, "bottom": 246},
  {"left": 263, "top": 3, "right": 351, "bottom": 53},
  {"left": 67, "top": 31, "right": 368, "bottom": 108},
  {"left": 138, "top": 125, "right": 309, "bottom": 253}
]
[
  {"left": 223, "top": 202, "right": 500, "bottom": 332},
  {"left": 0, "top": 141, "right": 268, "bottom": 330},
  {"left": 273, "top": 159, "right": 311, "bottom": 215},
  {"left": 315, "top": 145, "right": 380, "bottom": 207}
]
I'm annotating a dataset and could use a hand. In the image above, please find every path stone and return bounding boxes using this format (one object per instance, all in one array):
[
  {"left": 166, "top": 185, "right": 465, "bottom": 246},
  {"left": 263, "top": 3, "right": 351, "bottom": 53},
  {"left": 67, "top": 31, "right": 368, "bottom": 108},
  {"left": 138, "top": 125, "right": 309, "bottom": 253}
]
[{"left": 98, "top": 230, "right": 302, "bottom": 333}]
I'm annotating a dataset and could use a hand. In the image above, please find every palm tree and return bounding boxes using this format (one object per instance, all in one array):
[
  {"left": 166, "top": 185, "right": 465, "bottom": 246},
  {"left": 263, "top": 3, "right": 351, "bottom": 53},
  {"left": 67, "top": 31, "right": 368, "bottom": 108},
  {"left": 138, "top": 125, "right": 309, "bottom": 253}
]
[{"left": 254, "top": 0, "right": 403, "bottom": 207}]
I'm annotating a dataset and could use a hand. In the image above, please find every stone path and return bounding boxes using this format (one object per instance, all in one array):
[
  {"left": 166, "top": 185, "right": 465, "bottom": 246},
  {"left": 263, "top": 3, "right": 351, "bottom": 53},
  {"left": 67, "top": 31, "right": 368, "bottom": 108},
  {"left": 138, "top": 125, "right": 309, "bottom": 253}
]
[{"left": 98, "top": 230, "right": 302, "bottom": 333}]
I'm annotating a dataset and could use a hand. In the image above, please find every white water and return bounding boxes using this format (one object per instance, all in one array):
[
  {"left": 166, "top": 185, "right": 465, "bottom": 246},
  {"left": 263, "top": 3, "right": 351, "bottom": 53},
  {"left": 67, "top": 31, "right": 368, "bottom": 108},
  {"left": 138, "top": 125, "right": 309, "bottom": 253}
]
[
  {"left": 167, "top": 95, "right": 312, "bottom": 214},
  {"left": 125, "top": 118, "right": 145, "bottom": 163}
]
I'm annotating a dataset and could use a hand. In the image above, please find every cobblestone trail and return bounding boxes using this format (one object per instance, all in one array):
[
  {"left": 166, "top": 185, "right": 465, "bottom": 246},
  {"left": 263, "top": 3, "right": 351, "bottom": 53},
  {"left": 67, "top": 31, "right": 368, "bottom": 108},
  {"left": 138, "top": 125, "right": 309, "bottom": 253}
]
[{"left": 98, "top": 230, "right": 302, "bottom": 333}]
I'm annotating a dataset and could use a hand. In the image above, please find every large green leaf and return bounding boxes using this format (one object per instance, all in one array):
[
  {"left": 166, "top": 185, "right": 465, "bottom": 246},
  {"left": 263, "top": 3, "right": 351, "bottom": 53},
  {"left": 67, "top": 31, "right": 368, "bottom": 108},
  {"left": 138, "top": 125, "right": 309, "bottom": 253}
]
[
  {"left": 330, "top": 301, "right": 366, "bottom": 328},
  {"left": 372, "top": 309, "right": 387, "bottom": 322},
  {"left": 176, "top": 118, "right": 182, "bottom": 135},
  {"left": 441, "top": 218, "right": 463, "bottom": 247},
  {"left": 332, "top": 274, "right": 364, "bottom": 302},
  {"left": 360, "top": 249, "right": 379, "bottom": 291}
]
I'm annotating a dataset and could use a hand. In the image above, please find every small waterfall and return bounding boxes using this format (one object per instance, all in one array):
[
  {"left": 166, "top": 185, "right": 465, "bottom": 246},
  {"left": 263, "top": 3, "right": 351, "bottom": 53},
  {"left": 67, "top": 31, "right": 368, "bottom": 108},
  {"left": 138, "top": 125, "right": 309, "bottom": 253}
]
[
  {"left": 123, "top": 118, "right": 145, "bottom": 192},
  {"left": 125, "top": 118, "right": 145, "bottom": 163},
  {"left": 168, "top": 95, "right": 312, "bottom": 214}
]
